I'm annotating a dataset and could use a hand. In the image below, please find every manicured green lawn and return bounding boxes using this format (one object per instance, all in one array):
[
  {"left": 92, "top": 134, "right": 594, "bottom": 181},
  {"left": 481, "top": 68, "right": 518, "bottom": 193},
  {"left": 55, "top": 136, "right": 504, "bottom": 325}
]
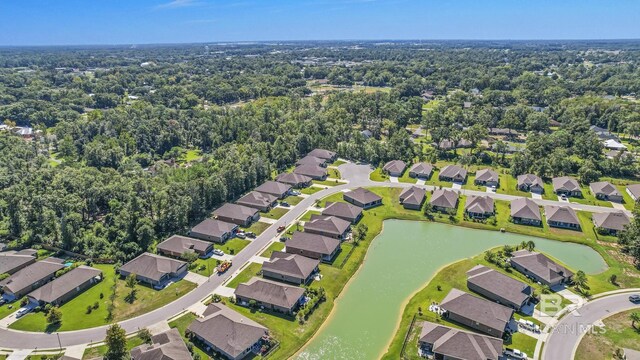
[
  {"left": 182, "top": 149, "right": 203, "bottom": 162},
  {"left": 0, "top": 298, "right": 23, "bottom": 320},
  {"left": 225, "top": 262, "right": 262, "bottom": 289},
  {"left": 330, "top": 242, "right": 354, "bottom": 268},
  {"left": 331, "top": 159, "right": 346, "bottom": 166},
  {"left": 283, "top": 195, "right": 304, "bottom": 206},
  {"left": 462, "top": 174, "right": 485, "bottom": 191},
  {"left": 260, "top": 241, "right": 285, "bottom": 257},
  {"left": 168, "top": 312, "right": 209, "bottom": 360},
  {"left": 508, "top": 332, "right": 538, "bottom": 357},
  {"left": 424, "top": 169, "right": 453, "bottom": 188},
  {"left": 498, "top": 174, "right": 532, "bottom": 197},
  {"left": 10, "top": 264, "right": 196, "bottom": 332},
  {"left": 300, "top": 186, "right": 323, "bottom": 195},
  {"left": 542, "top": 183, "right": 557, "bottom": 200},
  {"left": 398, "top": 170, "right": 418, "bottom": 184},
  {"left": 328, "top": 168, "right": 341, "bottom": 179},
  {"left": 82, "top": 336, "right": 145, "bottom": 359},
  {"left": 616, "top": 184, "right": 636, "bottom": 210},
  {"left": 370, "top": 167, "right": 388, "bottom": 182},
  {"left": 313, "top": 179, "right": 345, "bottom": 186},
  {"left": 261, "top": 207, "right": 289, "bottom": 220},
  {"left": 575, "top": 309, "right": 640, "bottom": 360},
  {"left": 569, "top": 187, "right": 613, "bottom": 208},
  {"left": 241, "top": 221, "right": 270, "bottom": 235},
  {"left": 300, "top": 210, "right": 321, "bottom": 222},
  {"left": 27, "top": 353, "right": 64, "bottom": 360}
]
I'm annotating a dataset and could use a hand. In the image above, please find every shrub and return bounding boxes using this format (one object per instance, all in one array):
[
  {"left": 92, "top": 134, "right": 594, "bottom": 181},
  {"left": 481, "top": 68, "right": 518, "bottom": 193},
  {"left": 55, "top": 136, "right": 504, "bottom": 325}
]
[
  {"left": 93, "top": 301, "right": 99, "bottom": 309},
  {"left": 99, "top": 292, "right": 104, "bottom": 299},
  {"left": 86, "top": 306, "right": 92, "bottom": 314}
]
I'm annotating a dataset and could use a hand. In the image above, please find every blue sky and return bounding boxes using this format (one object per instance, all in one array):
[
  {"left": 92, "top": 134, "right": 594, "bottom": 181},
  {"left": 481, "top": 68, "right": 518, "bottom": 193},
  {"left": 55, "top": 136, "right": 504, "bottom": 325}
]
[{"left": 1, "top": 0, "right": 639, "bottom": 45}]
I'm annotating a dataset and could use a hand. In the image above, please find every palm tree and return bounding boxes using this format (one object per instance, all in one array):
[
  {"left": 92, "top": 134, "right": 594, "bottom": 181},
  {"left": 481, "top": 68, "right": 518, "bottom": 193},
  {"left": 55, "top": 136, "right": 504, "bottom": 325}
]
[
  {"left": 526, "top": 240, "right": 536, "bottom": 252},
  {"left": 573, "top": 270, "right": 588, "bottom": 292},
  {"left": 630, "top": 312, "right": 640, "bottom": 330}
]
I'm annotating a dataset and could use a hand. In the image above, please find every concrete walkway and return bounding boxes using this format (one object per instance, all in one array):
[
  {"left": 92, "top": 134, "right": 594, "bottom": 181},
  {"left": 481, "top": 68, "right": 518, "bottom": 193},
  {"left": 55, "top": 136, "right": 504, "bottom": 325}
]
[
  {"left": 63, "top": 345, "right": 86, "bottom": 359},
  {"left": 612, "top": 202, "right": 626, "bottom": 210},
  {"left": 184, "top": 272, "right": 209, "bottom": 285},
  {"left": 416, "top": 179, "right": 425, "bottom": 185},
  {"left": 146, "top": 321, "right": 170, "bottom": 335},
  {"left": 258, "top": 217, "right": 276, "bottom": 224},
  {"left": 389, "top": 176, "right": 399, "bottom": 183},
  {"left": 6, "top": 349, "right": 31, "bottom": 360}
]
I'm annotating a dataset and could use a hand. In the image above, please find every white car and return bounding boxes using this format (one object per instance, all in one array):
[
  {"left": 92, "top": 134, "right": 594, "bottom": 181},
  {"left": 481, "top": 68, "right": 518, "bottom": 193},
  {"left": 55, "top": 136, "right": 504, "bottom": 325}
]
[
  {"left": 290, "top": 190, "right": 301, "bottom": 196},
  {"left": 213, "top": 249, "right": 224, "bottom": 256},
  {"left": 16, "top": 307, "right": 31, "bottom": 318}
]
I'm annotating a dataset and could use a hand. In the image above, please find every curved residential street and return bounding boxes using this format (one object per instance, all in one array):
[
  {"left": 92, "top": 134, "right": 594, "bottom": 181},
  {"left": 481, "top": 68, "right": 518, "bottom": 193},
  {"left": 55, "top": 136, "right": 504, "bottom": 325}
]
[
  {"left": 0, "top": 162, "right": 632, "bottom": 353},
  {"left": 543, "top": 293, "right": 640, "bottom": 359}
]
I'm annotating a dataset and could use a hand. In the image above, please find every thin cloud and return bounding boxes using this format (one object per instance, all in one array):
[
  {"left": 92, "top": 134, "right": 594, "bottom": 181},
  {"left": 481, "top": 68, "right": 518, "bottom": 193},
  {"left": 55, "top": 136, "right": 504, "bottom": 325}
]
[{"left": 156, "top": 0, "right": 203, "bottom": 10}]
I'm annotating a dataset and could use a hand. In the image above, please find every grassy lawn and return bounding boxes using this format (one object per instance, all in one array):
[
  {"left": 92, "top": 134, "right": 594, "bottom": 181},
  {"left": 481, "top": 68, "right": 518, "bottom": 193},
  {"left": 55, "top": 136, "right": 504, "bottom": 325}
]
[
  {"left": 191, "top": 239, "right": 252, "bottom": 275},
  {"left": 575, "top": 309, "right": 640, "bottom": 360},
  {"left": 327, "top": 168, "right": 341, "bottom": 179},
  {"left": 616, "top": 184, "right": 636, "bottom": 211},
  {"left": 424, "top": 169, "right": 454, "bottom": 188},
  {"left": 168, "top": 313, "right": 210, "bottom": 360},
  {"left": 542, "top": 183, "right": 558, "bottom": 200},
  {"left": 82, "top": 336, "right": 145, "bottom": 359},
  {"left": 398, "top": 170, "right": 418, "bottom": 184},
  {"left": 181, "top": 149, "right": 203, "bottom": 163},
  {"left": 10, "top": 264, "right": 197, "bottom": 332},
  {"left": 330, "top": 242, "right": 354, "bottom": 268},
  {"left": 331, "top": 159, "right": 346, "bottom": 166},
  {"left": 462, "top": 174, "right": 485, "bottom": 191},
  {"left": 508, "top": 332, "right": 538, "bottom": 357},
  {"left": 569, "top": 187, "right": 613, "bottom": 208},
  {"left": 225, "top": 262, "right": 262, "bottom": 289},
  {"left": 498, "top": 174, "right": 532, "bottom": 197},
  {"left": 241, "top": 221, "right": 270, "bottom": 235},
  {"left": 300, "top": 186, "right": 323, "bottom": 195},
  {"left": 283, "top": 195, "right": 304, "bottom": 206},
  {"left": 261, "top": 207, "right": 289, "bottom": 220},
  {"left": 300, "top": 210, "right": 321, "bottom": 222},
  {"left": 260, "top": 241, "right": 285, "bottom": 257},
  {"left": 370, "top": 167, "right": 388, "bottom": 182},
  {"left": 312, "top": 179, "right": 345, "bottom": 187},
  {"left": 0, "top": 298, "right": 23, "bottom": 320}
]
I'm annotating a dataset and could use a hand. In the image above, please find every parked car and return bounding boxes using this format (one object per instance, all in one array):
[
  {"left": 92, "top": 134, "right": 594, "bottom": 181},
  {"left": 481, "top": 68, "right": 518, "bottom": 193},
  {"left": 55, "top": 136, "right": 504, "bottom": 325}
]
[
  {"left": 280, "top": 201, "right": 290, "bottom": 207},
  {"left": 277, "top": 225, "right": 286, "bottom": 232},
  {"left": 16, "top": 307, "right": 31, "bottom": 318},
  {"left": 236, "top": 232, "right": 247, "bottom": 239},
  {"left": 153, "top": 283, "right": 166, "bottom": 290},
  {"left": 280, "top": 236, "right": 290, "bottom": 242},
  {"left": 245, "top": 232, "right": 256, "bottom": 238},
  {"left": 0, "top": 299, "right": 5, "bottom": 306},
  {"left": 629, "top": 294, "right": 640, "bottom": 303},
  {"left": 560, "top": 194, "right": 568, "bottom": 200},
  {"left": 504, "top": 348, "right": 527, "bottom": 360},
  {"left": 290, "top": 190, "right": 301, "bottom": 196},
  {"left": 213, "top": 249, "right": 224, "bottom": 256}
]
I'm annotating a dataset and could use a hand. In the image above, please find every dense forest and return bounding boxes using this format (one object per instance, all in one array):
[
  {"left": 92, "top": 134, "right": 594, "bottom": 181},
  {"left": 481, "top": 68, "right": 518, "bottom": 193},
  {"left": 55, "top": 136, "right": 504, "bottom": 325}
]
[{"left": 1, "top": 40, "right": 640, "bottom": 263}]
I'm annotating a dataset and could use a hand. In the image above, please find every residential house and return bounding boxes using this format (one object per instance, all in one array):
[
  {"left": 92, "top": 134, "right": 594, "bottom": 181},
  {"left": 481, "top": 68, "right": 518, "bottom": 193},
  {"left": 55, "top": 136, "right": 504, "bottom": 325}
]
[
  {"left": 430, "top": 189, "right": 459, "bottom": 213},
  {"left": 517, "top": 174, "right": 544, "bottom": 194},
  {"left": 545, "top": 205, "right": 581, "bottom": 230},
  {"left": 0, "top": 257, "right": 65, "bottom": 299},
  {"left": 187, "top": 304, "right": 267, "bottom": 360},
  {"left": 418, "top": 321, "right": 503, "bottom": 360},
  {"left": 157, "top": 235, "right": 213, "bottom": 258},
  {"left": 235, "top": 277, "right": 306, "bottom": 315},
  {"left": 593, "top": 211, "right": 631, "bottom": 235},
  {"left": 296, "top": 155, "right": 327, "bottom": 168},
  {"left": 322, "top": 201, "right": 363, "bottom": 223},
  {"left": 603, "top": 139, "right": 627, "bottom": 151},
  {"left": 408, "top": 162, "right": 434, "bottom": 179},
  {"left": 236, "top": 191, "right": 278, "bottom": 212},
  {"left": 293, "top": 165, "right": 328, "bottom": 180},
  {"left": 510, "top": 250, "right": 573, "bottom": 287},
  {"left": 255, "top": 181, "right": 292, "bottom": 199},
  {"left": 465, "top": 195, "right": 494, "bottom": 219},
  {"left": 189, "top": 219, "right": 239, "bottom": 243},
  {"left": 261, "top": 251, "right": 320, "bottom": 285},
  {"left": 438, "top": 165, "right": 467, "bottom": 183},
  {"left": 488, "top": 128, "right": 519, "bottom": 136},
  {"left": 440, "top": 288, "right": 514, "bottom": 338},
  {"left": 360, "top": 129, "right": 373, "bottom": 139},
  {"left": 466, "top": 265, "right": 532, "bottom": 310},
  {"left": 474, "top": 169, "right": 499, "bottom": 187},
  {"left": 307, "top": 149, "right": 337, "bottom": 162},
  {"left": 27, "top": 266, "right": 102, "bottom": 306},
  {"left": 437, "top": 139, "right": 472, "bottom": 150},
  {"left": 130, "top": 328, "right": 191, "bottom": 360},
  {"left": 285, "top": 232, "right": 341, "bottom": 263},
  {"left": 343, "top": 187, "right": 382, "bottom": 209},
  {"left": 399, "top": 186, "right": 426, "bottom": 210},
  {"left": 510, "top": 198, "right": 542, "bottom": 226},
  {"left": 382, "top": 160, "right": 406, "bottom": 177},
  {"left": 590, "top": 125, "right": 618, "bottom": 141},
  {"left": 552, "top": 176, "right": 582, "bottom": 197},
  {"left": 627, "top": 184, "right": 640, "bottom": 201},
  {"left": 276, "top": 173, "right": 312, "bottom": 188},
  {"left": 213, "top": 203, "right": 260, "bottom": 227},
  {"left": 590, "top": 181, "right": 623, "bottom": 202},
  {"left": 119, "top": 253, "right": 188, "bottom": 287},
  {"left": 304, "top": 215, "right": 351, "bottom": 240},
  {"left": 0, "top": 252, "right": 36, "bottom": 275}
]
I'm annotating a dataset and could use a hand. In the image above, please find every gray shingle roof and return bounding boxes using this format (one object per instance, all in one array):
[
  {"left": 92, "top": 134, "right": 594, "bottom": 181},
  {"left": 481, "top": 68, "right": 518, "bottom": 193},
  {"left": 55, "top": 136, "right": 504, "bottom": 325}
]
[
  {"left": 130, "top": 328, "right": 192, "bottom": 360},
  {"left": 276, "top": 172, "right": 312, "bottom": 186},
  {"left": 517, "top": 174, "right": 543, "bottom": 188},
  {"left": 344, "top": 187, "right": 382, "bottom": 205},
  {"left": 262, "top": 252, "right": 319, "bottom": 280},
  {"left": 552, "top": 176, "right": 580, "bottom": 192},
  {"left": 293, "top": 164, "right": 327, "bottom": 178},
  {"left": 399, "top": 186, "right": 426, "bottom": 207},
  {"left": 236, "top": 191, "right": 277, "bottom": 210},
  {"left": 510, "top": 250, "right": 574, "bottom": 283},
  {"left": 190, "top": 219, "right": 238, "bottom": 239},
  {"left": 430, "top": 189, "right": 458, "bottom": 209},
  {"left": 119, "top": 253, "right": 186, "bottom": 283},
  {"left": 465, "top": 195, "right": 494, "bottom": 214},
  {"left": 296, "top": 155, "right": 326, "bottom": 167},
  {"left": 0, "top": 253, "right": 35, "bottom": 275},
  {"left": 419, "top": 321, "right": 503, "bottom": 360},
  {"left": 235, "top": 277, "right": 306, "bottom": 310},
  {"left": 440, "top": 288, "right": 514, "bottom": 335},
  {"left": 305, "top": 215, "right": 351, "bottom": 236},
  {"left": 589, "top": 181, "right": 621, "bottom": 197},
  {"left": 187, "top": 304, "right": 266, "bottom": 359},
  {"left": 439, "top": 165, "right": 467, "bottom": 180},
  {"left": 322, "top": 201, "right": 362, "bottom": 222},
  {"left": 213, "top": 203, "right": 259, "bottom": 222},
  {"left": 0, "top": 257, "right": 65, "bottom": 295},
  {"left": 286, "top": 232, "right": 340, "bottom": 256},
  {"left": 157, "top": 235, "right": 212, "bottom": 256},
  {"left": 475, "top": 169, "right": 499, "bottom": 183},
  {"left": 592, "top": 211, "right": 630, "bottom": 231},
  {"left": 409, "top": 162, "right": 434, "bottom": 177},
  {"left": 255, "top": 181, "right": 292, "bottom": 197},
  {"left": 544, "top": 205, "right": 580, "bottom": 225},
  {"left": 510, "top": 198, "right": 541, "bottom": 221},
  {"left": 383, "top": 160, "right": 406, "bottom": 174},
  {"left": 627, "top": 184, "right": 640, "bottom": 199},
  {"left": 27, "top": 266, "right": 102, "bottom": 304},
  {"left": 307, "top": 148, "right": 336, "bottom": 160},
  {"left": 466, "top": 265, "right": 530, "bottom": 308}
]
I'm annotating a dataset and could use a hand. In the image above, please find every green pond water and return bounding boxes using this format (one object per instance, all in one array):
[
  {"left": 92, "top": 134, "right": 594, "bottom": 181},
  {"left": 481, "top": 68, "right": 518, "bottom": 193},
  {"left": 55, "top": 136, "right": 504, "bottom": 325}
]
[{"left": 297, "top": 220, "right": 606, "bottom": 360}]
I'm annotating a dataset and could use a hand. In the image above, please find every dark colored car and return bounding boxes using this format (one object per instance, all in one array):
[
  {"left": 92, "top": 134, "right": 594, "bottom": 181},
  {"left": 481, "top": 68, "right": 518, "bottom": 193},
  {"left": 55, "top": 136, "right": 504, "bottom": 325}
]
[{"left": 629, "top": 294, "right": 640, "bottom": 303}]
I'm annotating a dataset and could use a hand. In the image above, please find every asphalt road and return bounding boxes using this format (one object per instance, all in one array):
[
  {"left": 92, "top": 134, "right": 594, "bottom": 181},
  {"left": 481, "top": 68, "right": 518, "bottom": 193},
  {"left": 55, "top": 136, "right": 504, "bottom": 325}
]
[
  {"left": 0, "top": 162, "right": 630, "bottom": 350},
  {"left": 543, "top": 293, "right": 640, "bottom": 359}
]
